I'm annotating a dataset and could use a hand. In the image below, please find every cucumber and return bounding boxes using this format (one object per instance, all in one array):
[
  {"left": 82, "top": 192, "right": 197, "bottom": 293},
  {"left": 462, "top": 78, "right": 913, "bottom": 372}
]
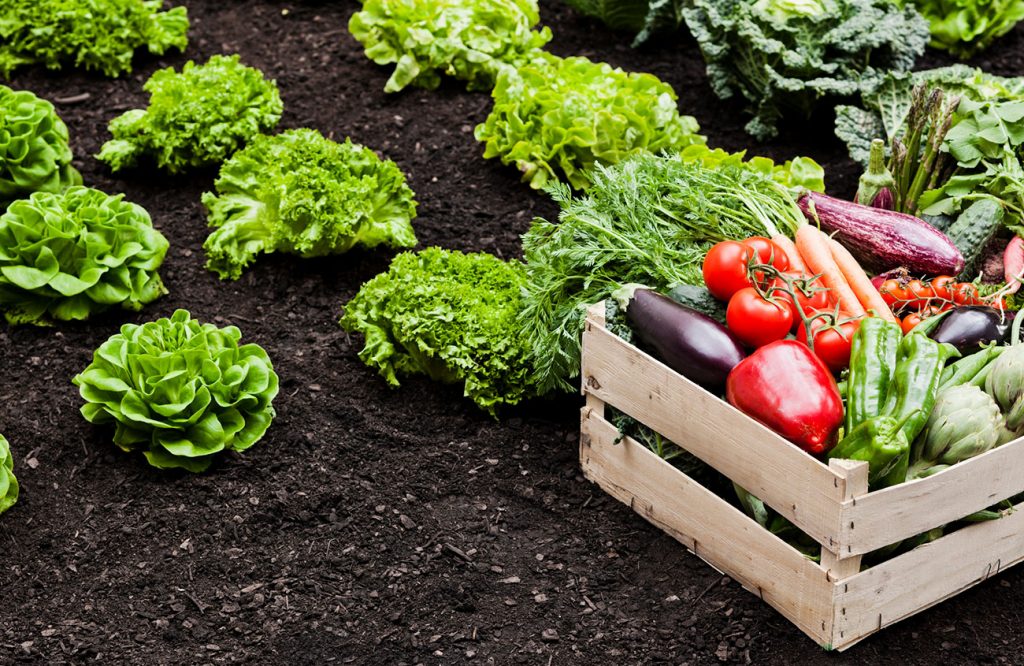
[
  {"left": 945, "top": 198, "right": 1005, "bottom": 280},
  {"left": 666, "top": 283, "right": 727, "bottom": 323}
]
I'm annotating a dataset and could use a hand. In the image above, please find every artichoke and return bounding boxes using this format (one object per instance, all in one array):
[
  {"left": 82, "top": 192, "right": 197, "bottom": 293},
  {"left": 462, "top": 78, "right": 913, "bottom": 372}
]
[
  {"left": 73, "top": 310, "right": 279, "bottom": 472},
  {"left": 0, "top": 85, "right": 81, "bottom": 207},
  {"left": 0, "top": 434, "right": 18, "bottom": 515},
  {"left": 0, "top": 186, "right": 168, "bottom": 325},
  {"left": 909, "top": 384, "right": 1006, "bottom": 479},
  {"left": 985, "top": 344, "right": 1024, "bottom": 432}
]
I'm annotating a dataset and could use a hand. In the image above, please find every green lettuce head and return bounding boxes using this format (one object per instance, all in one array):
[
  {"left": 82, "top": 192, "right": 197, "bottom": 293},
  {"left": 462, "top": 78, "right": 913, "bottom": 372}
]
[
  {"left": 475, "top": 52, "right": 705, "bottom": 190},
  {"left": 0, "top": 186, "right": 168, "bottom": 325},
  {"left": 0, "top": 0, "right": 188, "bottom": 78},
  {"left": 0, "top": 435, "right": 18, "bottom": 516},
  {"left": 73, "top": 310, "right": 279, "bottom": 472},
  {"left": 349, "top": 0, "right": 551, "bottom": 92},
  {"left": 202, "top": 129, "right": 418, "bottom": 279},
  {"left": 0, "top": 85, "right": 81, "bottom": 207},
  {"left": 97, "top": 54, "right": 283, "bottom": 174}
]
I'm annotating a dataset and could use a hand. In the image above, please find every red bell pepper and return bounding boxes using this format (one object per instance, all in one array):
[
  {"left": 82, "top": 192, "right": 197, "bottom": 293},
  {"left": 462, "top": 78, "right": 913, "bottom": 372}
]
[{"left": 726, "top": 340, "right": 843, "bottom": 455}]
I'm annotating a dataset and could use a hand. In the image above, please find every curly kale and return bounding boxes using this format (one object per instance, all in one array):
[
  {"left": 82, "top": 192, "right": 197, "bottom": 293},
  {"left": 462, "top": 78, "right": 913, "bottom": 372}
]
[{"left": 682, "top": 0, "right": 930, "bottom": 139}]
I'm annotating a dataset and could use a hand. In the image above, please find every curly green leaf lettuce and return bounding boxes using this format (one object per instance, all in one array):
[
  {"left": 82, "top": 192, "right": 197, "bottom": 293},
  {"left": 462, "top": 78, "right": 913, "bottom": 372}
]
[
  {"left": 682, "top": 0, "right": 929, "bottom": 139},
  {"left": 474, "top": 52, "right": 705, "bottom": 189},
  {"left": 97, "top": 54, "right": 282, "bottom": 174},
  {"left": 0, "top": 435, "right": 17, "bottom": 516},
  {"left": 903, "top": 0, "right": 1024, "bottom": 57},
  {"left": 340, "top": 248, "right": 539, "bottom": 415},
  {"left": 0, "top": 186, "right": 168, "bottom": 325},
  {"left": 0, "top": 0, "right": 188, "bottom": 78},
  {"left": 73, "top": 310, "right": 279, "bottom": 472},
  {"left": 349, "top": 0, "right": 551, "bottom": 93},
  {"left": 202, "top": 129, "right": 418, "bottom": 279},
  {"left": 0, "top": 85, "right": 81, "bottom": 207}
]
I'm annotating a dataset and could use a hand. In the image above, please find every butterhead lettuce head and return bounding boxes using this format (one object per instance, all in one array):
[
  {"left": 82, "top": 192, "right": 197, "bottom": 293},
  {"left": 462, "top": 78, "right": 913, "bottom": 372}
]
[{"left": 0, "top": 435, "right": 18, "bottom": 516}]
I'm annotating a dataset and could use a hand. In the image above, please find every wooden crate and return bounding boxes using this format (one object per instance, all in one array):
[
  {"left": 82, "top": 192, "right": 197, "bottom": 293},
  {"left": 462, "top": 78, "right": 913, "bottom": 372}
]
[{"left": 579, "top": 302, "right": 1024, "bottom": 650}]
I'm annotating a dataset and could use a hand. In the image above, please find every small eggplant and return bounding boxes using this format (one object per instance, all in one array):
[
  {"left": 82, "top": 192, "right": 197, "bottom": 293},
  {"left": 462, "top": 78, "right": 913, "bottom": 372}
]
[
  {"left": 929, "top": 306, "right": 1003, "bottom": 353},
  {"left": 613, "top": 284, "right": 746, "bottom": 392},
  {"left": 855, "top": 139, "right": 895, "bottom": 211}
]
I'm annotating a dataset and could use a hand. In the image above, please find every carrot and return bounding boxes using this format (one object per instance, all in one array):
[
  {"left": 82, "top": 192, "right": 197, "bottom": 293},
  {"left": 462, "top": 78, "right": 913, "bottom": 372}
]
[
  {"left": 770, "top": 234, "right": 806, "bottom": 273},
  {"left": 827, "top": 237, "right": 898, "bottom": 322},
  {"left": 795, "top": 226, "right": 866, "bottom": 317}
]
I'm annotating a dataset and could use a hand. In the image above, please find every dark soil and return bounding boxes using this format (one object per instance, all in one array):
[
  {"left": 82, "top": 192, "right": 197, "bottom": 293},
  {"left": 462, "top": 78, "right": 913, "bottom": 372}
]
[{"left": 3, "top": 1, "right": 1024, "bottom": 664}]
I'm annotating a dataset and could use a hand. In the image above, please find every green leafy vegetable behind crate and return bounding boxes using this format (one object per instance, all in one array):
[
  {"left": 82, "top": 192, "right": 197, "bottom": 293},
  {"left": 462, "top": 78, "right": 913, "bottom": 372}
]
[
  {"left": 98, "top": 55, "right": 283, "bottom": 174},
  {"left": 73, "top": 310, "right": 279, "bottom": 473},
  {"left": 901, "top": 0, "right": 1024, "bottom": 58},
  {"left": 340, "top": 247, "right": 540, "bottom": 415},
  {"left": 349, "top": 0, "right": 551, "bottom": 93},
  {"left": 520, "top": 151, "right": 820, "bottom": 394},
  {"left": 0, "top": 187, "right": 169, "bottom": 325},
  {"left": 0, "top": 435, "right": 18, "bottom": 516},
  {"left": 0, "top": 0, "right": 188, "bottom": 78},
  {"left": 475, "top": 52, "right": 704, "bottom": 190},
  {"left": 202, "top": 129, "right": 418, "bottom": 279},
  {"left": 0, "top": 85, "right": 81, "bottom": 209},
  {"left": 560, "top": 0, "right": 685, "bottom": 44},
  {"left": 682, "top": 0, "right": 929, "bottom": 140}
]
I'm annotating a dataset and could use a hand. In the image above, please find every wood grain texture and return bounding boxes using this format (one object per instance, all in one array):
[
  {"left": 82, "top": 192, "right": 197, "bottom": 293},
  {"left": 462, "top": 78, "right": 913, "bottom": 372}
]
[{"left": 579, "top": 409, "right": 836, "bottom": 647}]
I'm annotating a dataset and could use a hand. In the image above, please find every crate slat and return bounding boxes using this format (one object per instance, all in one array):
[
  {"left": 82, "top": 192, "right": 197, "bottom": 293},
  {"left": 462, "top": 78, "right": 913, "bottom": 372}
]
[
  {"left": 833, "top": 499, "right": 1024, "bottom": 649},
  {"left": 838, "top": 437, "right": 1024, "bottom": 555},
  {"left": 580, "top": 408, "right": 836, "bottom": 646},
  {"left": 581, "top": 319, "right": 847, "bottom": 551}
]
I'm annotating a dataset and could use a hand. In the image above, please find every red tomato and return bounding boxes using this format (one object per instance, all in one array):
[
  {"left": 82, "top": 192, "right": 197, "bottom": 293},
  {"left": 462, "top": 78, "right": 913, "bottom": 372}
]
[
  {"left": 901, "top": 313, "right": 923, "bottom": 335},
  {"left": 952, "top": 282, "right": 980, "bottom": 305},
  {"left": 879, "top": 279, "right": 909, "bottom": 307},
  {"left": 726, "top": 288, "right": 794, "bottom": 348},
  {"left": 930, "top": 276, "right": 955, "bottom": 301},
  {"left": 801, "top": 317, "right": 860, "bottom": 373},
  {"left": 768, "top": 272, "right": 830, "bottom": 328},
  {"left": 741, "top": 237, "right": 790, "bottom": 271},
  {"left": 703, "top": 241, "right": 755, "bottom": 301},
  {"left": 906, "top": 279, "right": 934, "bottom": 309}
]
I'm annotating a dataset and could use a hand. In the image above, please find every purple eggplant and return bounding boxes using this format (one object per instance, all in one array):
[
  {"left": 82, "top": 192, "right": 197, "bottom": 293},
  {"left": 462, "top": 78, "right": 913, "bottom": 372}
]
[
  {"left": 929, "top": 306, "right": 1002, "bottom": 353},
  {"left": 798, "top": 191, "right": 964, "bottom": 276},
  {"left": 613, "top": 284, "right": 746, "bottom": 392},
  {"left": 855, "top": 139, "right": 895, "bottom": 211}
]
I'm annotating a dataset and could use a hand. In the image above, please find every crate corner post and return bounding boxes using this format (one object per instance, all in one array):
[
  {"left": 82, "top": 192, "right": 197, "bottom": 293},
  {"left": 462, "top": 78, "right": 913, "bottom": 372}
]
[{"left": 822, "top": 457, "right": 869, "bottom": 650}]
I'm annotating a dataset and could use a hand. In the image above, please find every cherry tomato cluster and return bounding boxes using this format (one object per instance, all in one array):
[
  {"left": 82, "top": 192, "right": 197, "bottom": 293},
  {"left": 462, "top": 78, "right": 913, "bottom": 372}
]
[
  {"left": 702, "top": 237, "right": 857, "bottom": 372},
  {"left": 878, "top": 275, "right": 1003, "bottom": 334}
]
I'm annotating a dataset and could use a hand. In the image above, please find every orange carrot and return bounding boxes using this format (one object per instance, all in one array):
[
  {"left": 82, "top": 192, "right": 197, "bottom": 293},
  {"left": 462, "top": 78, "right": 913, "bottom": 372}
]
[
  {"left": 795, "top": 226, "right": 866, "bottom": 316},
  {"left": 827, "top": 237, "right": 898, "bottom": 322},
  {"left": 771, "top": 234, "right": 806, "bottom": 273}
]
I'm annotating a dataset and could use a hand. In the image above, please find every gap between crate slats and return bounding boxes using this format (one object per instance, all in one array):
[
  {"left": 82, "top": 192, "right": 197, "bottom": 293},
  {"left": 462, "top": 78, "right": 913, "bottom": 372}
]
[
  {"left": 580, "top": 408, "right": 836, "bottom": 647},
  {"left": 581, "top": 310, "right": 849, "bottom": 553}
]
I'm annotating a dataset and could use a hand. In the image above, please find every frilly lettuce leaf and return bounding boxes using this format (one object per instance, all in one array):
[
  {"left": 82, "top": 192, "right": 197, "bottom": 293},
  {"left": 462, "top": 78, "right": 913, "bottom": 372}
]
[
  {"left": 903, "top": 0, "right": 1024, "bottom": 57},
  {"left": 97, "top": 55, "right": 282, "bottom": 174},
  {"left": 0, "top": 0, "right": 188, "bottom": 78},
  {"left": 73, "top": 310, "right": 279, "bottom": 472},
  {"left": 474, "top": 52, "right": 705, "bottom": 190},
  {"left": 339, "top": 248, "right": 539, "bottom": 415},
  {"left": 0, "top": 435, "right": 17, "bottom": 516},
  {"left": 349, "top": 0, "right": 551, "bottom": 92},
  {"left": 0, "top": 186, "right": 168, "bottom": 325},
  {"left": 0, "top": 85, "right": 81, "bottom": 207},
  {"left": 202, "top": 128, "right": 418, "bottom": 279},
  {"left": 682, "top": 0, "right": 929, "bottom": 140}
]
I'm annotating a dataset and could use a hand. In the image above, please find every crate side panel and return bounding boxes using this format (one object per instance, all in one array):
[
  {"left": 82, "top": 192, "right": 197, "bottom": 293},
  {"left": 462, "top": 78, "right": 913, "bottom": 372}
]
[
  {"left": 833, "top": 500, "right": 1024, "bottom": 649},
  {"left": 580, "top": 409, "right": 836, "bottom": 646},
  {"left": 581, "top": 324, "right": 845, "bottom": 549},
  {"left": 839, "top": 436, "right": 1024, "bottom": 556}
]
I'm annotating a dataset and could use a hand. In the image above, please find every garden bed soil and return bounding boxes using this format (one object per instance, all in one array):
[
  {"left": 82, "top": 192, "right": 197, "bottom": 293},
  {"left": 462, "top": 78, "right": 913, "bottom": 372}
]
[{"left": 3, "top": 1, "right": 1024, "bottom": 664}]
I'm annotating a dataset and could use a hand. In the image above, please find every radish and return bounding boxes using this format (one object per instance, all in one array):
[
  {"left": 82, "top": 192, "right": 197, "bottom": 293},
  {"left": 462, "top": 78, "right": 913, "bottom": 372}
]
[{"left": 1005, "top": 236, "right": 1023, "bottom": 294}]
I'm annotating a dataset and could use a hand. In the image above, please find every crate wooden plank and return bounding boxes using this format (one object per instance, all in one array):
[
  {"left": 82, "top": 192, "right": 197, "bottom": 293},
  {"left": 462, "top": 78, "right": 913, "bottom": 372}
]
[
  {"left": 580, "top": 408, "right": 836, "bottom": 646},
  {"left": 832, "top": 500, "right": 1024, "bottom": 649},
  {"left": 839, "top": 436, "right": 1024, "bottom": 556},
  {"left": 581, "top": 319, "right": 847, "bottom": 551}
]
